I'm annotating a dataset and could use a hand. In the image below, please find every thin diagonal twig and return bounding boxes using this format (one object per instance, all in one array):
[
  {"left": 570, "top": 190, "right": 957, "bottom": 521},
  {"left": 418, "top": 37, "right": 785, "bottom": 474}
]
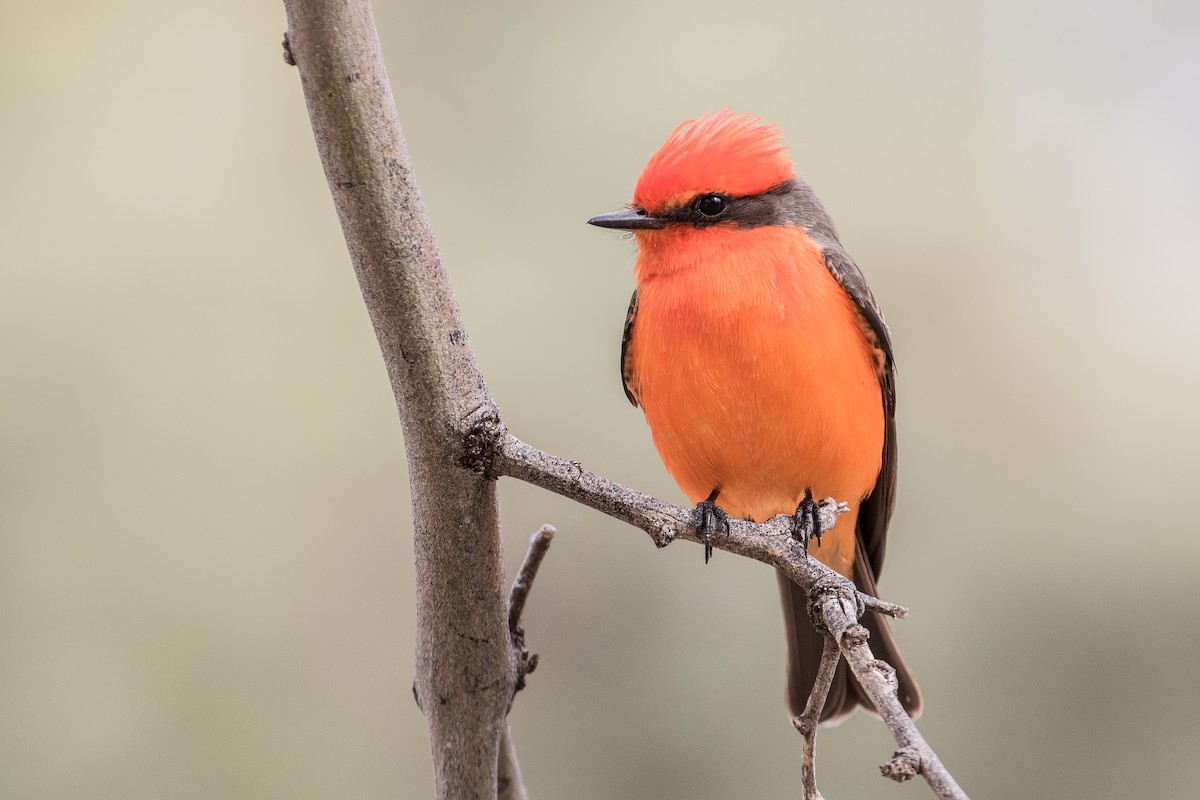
[
  {"left": 793, "top": 634, "right": 841, "bottom": 800},
  {"left": 509, "top": 525, "right": 556, "bottom": 633}
]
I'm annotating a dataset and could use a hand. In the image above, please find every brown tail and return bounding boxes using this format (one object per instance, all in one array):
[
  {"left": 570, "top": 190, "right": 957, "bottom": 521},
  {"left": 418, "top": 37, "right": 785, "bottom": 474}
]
[{"left": 777, "top": 541, "right": 922, "bottom": 725}]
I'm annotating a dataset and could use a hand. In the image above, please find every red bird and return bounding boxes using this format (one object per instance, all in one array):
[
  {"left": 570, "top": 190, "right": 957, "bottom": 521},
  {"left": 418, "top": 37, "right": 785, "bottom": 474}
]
[{"left": 589, "top": 111, "right": 921, "bottom": 724}]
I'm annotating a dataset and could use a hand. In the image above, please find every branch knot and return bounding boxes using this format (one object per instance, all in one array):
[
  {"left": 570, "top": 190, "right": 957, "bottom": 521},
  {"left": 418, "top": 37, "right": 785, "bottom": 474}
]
[
  {"left": 881, "top": 747, "right": 923, "bottom": 782},
  {"left": 806, "top": 574, "right": 863, "bottom": 637},
  {"left": 840, "top": 623, "right": 871, "bottom": 649},
  {"left": 459, "top": 405, "right": 506, "bottom": 479},
  {"left": 791, "top": 713, "right": 817, "bottom": 738},
  {"left": 281, "top": 31, "right": 296, "bottom": 66},
  {"left": 648, "top": 519, "right": 675, "bottom": 548}
]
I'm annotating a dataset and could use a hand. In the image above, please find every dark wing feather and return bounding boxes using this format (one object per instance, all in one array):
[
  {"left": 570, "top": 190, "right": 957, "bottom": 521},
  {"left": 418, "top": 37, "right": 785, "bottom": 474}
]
[
  {"left": 782, "top": 244, "right": 916, "bottom": 724},
  {"left": 821, "top": 245, "right": 896, "bottom": 579},
  {"left": 619, "top": 290, "right": 640, "bottom": 407}
]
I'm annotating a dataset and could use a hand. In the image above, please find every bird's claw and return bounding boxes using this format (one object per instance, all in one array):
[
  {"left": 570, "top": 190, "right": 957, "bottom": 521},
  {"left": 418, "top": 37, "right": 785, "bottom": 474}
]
[
  {"left": 791, "top": 491, "right": 844, "bottom": 553},
  {"left": 792, "top": 493, "right": 820, "bottom": 550},
  {"left": 696, "top": 496, "right": 729, "bottom": 564}
]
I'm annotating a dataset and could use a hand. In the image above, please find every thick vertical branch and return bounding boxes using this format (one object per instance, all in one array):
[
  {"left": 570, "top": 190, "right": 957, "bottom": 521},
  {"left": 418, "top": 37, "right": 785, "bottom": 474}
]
[{"left": 281, "top": 2, "right": 514, "bottom": 797}]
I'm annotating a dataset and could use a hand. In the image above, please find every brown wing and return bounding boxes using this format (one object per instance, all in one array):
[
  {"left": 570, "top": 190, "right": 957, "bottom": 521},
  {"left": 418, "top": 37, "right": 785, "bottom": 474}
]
[
  {"left": 619, "top": 289, "right": 640, "bottom": 407},
  {"left": 774, "top": 178, "right": 918, "bottom": 721},
  {"left": 781, "top": 245, "right": 919, "bottom": 723},
  {"left": 821, "top": 245, "right": 896, "bottom": 579}
]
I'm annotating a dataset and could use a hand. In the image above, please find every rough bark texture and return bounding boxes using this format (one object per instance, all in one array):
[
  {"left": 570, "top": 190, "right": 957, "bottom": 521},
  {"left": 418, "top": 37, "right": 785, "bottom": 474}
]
[{"left": 282, "top": 3, "right": 514, "bottom": 797}]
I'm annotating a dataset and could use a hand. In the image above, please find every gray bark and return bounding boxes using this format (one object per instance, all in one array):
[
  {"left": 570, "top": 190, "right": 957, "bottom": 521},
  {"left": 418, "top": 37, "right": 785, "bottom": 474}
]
[{"left": 282, "top": 3, "right": 514, "bottom": 797}]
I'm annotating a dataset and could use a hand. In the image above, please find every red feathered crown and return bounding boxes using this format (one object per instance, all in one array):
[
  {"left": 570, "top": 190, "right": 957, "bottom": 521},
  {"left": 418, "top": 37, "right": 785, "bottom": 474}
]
[{"left": 633, "top": 111, "right": 795, "bottom": 211}]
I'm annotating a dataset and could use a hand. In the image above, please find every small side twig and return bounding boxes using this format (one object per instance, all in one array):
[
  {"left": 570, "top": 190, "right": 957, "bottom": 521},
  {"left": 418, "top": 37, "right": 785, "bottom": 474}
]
[
  {"left": 497, "top": 722, "right": 529, "bottom": 800},
  {"left": 860, "top": 594, "right": 909, "bottom": 619},
  {"left": 497, "top": 526, "right": 555, "bottom": 800},
  {"left": 508, "top": 525, "right": 555, "bottom": 693},
  {"left": 793, "top": 634, "right": 841, "bottom": 800},
  {"left": 509, "top": 525, "right": 555, "bottom": 634}
]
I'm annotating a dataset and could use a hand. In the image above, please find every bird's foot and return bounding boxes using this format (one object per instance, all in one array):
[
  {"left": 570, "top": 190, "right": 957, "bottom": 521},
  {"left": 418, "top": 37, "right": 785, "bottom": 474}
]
[
  {"left": 791, "top": 490, "right": 832, "bottom": 553},
  {"left": 696, "top": 490, "right": 728, "bottom": 564}
]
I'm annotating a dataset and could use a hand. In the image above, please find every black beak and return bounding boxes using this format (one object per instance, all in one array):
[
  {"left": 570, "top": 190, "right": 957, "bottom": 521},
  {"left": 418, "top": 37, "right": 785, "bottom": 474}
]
[{"left": 586, "top": 208, "right": 667, "bottom": 230}]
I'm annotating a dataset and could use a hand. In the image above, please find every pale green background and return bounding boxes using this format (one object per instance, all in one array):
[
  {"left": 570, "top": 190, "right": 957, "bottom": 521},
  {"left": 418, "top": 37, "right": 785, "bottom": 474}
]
[{"left": 3, "top": 1, "right": 1198, "bottom": 798}]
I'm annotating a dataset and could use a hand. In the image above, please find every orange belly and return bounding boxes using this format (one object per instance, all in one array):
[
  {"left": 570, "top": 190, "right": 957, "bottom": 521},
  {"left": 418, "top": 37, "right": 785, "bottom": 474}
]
[{"left": 629, "top": 226, "right": 883, "bottom": 576}]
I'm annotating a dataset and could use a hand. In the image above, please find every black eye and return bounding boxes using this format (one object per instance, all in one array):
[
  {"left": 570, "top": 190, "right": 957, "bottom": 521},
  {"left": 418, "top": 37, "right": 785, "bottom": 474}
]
[{"left": 695, "top": 194, "right": 727, "bottom": 217}]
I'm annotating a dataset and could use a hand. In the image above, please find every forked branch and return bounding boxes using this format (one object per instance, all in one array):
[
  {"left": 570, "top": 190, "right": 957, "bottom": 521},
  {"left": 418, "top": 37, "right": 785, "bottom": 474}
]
[{"left": 490, "top": 431, "right": 968, "bottom": 799}]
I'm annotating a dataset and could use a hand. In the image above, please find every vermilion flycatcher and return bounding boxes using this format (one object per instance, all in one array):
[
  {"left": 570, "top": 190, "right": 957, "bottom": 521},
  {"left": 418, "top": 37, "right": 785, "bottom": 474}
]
[{"left": 588, "top": 111, "right": 921, "bottom": 724}]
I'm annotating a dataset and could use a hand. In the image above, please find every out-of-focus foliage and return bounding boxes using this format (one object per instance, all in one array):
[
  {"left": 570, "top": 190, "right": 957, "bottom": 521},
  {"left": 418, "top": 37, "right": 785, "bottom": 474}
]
[{"left": 2, "top": 1, "right": 1198, "bottom": 798}]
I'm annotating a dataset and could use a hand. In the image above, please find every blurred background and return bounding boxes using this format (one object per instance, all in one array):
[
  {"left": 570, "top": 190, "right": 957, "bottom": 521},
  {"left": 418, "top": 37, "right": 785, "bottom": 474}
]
[{"left": 3, "top": 0, "right": 1198, "bottom": 797}]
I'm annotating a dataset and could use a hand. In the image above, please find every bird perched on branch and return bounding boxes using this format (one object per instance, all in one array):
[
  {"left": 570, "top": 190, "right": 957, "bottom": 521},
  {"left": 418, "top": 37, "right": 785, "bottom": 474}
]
[{"left": 588, "top": 111, "right": 921, "bottom": 724}]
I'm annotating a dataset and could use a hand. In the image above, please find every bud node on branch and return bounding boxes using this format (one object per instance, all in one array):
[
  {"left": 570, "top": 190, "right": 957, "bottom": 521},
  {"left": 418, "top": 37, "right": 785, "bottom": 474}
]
[
  {"left": 840, "top": 623, "right": 871, "bottom": 648},
  {"left": 882, "top": 747, "right": 923, "bottom": 782},
  {"left": 459, "top": 405, "right": 507, "bottom": 478}
]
